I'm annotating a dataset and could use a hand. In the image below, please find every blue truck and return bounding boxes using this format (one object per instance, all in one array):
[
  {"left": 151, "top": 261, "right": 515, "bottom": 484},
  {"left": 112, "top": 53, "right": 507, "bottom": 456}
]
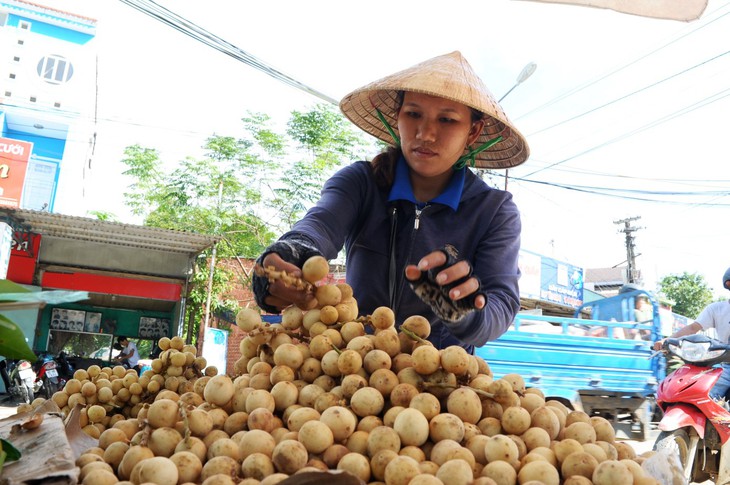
[{"left": 475, "top": 288, "right": 678, "bottom": 441}]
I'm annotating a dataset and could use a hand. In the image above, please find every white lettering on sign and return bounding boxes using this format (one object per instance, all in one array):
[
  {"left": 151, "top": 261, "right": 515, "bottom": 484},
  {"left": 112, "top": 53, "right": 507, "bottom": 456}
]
[
  {"left": 0, "top": 165, "right": 9, "bottom": 178},
  {"left": 0, "top": 143, "right": 25, "bottom": 156}
]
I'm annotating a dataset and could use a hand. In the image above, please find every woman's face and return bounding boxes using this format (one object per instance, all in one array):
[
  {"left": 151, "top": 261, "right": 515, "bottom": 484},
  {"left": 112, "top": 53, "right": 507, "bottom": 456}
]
[{"left": 396, "top": 92, "right": 483, "bottom": 179}]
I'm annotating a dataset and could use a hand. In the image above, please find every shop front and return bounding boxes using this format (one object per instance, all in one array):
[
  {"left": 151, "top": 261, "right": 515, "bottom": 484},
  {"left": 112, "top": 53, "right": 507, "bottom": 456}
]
[{"left": 0, "top": 208, "right": 216, "bottom": 366}]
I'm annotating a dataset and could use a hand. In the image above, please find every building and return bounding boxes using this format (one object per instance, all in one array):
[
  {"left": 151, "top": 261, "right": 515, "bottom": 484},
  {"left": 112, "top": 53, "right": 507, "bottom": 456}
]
[
  {"left": 0, "top": 208, "right": 215, "bottom": 379},
  {"left": 584, "top": 266, "right": 633, "bottom": 297},
  {"left": 1, "top": 0, "right": 96, "bottom": 211}
]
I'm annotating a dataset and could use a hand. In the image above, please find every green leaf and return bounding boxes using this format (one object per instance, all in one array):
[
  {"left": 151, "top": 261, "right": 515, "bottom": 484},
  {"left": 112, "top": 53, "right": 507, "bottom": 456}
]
[
  {"left": 0, "top": 280, "right": 30, "bottom": 295},
  {"left": 0, "top": 314, "right": 36, "bottom": 360},
  {"left": 1, "top": 439, "right": 21, "bottom": 461}
]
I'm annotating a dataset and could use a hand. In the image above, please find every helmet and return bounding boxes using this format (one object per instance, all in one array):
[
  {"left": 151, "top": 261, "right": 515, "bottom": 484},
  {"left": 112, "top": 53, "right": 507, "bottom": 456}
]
[{"left": 724, "top": 267, "right": 730, "bottom": 290}]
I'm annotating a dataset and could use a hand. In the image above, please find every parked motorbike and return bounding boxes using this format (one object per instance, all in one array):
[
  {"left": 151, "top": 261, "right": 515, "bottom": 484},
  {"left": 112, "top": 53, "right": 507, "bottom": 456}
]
[
  {"left": 653, "top": 334, "right": 730, "bottom": 484},
  {"left": 33, "top": 353, "right": 62, "bottom": 399},
  {"left": 0, "top": 358, "right": 35, "bottom": 404}
]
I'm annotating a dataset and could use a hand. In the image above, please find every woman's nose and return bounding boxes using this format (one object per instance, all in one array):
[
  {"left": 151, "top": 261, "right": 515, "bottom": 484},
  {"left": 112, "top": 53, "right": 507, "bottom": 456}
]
[{"left": 416, "top": 119, "right": 437, "bottom": 142}]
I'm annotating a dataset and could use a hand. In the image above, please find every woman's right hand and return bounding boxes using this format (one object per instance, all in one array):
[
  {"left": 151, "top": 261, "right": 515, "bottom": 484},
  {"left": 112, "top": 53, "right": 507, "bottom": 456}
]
[{"left": 261, "top": 253, "right": 317, "bottom": 311}]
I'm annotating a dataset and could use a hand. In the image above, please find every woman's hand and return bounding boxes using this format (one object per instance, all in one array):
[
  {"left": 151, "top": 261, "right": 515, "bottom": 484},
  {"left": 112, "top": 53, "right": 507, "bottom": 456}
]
[
  {"left": 261, "top": 253, "right": 317, "bottom": 311},
  {"left": 405, "top": 250, "right": 486, "bottom": 310}
]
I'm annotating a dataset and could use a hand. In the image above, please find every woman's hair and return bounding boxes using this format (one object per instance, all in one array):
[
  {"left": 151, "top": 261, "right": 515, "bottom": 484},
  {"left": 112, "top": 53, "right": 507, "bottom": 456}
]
[{"left": 370, "top": 91, "right": 485, "bottom": 189}]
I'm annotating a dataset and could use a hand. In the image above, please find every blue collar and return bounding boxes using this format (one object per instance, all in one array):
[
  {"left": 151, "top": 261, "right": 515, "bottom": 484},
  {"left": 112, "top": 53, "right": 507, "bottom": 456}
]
[{"left": 387, "top": 156, "right": 465, "bottom": 211}]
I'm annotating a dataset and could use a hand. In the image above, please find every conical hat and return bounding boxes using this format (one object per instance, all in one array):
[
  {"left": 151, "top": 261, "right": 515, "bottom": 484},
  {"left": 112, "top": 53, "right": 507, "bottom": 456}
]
[{"left": 339, "top": 51, "right": 530, "bottom": 169}]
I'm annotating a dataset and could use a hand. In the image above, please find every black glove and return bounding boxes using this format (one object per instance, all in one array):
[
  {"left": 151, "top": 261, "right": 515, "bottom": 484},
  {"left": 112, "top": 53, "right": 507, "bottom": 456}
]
[
  {"left": 252, "top": 235, "right": 323, "bottom": 314},
  {"left": 408, "top": 244, "right": 486, "bottom": 322}
]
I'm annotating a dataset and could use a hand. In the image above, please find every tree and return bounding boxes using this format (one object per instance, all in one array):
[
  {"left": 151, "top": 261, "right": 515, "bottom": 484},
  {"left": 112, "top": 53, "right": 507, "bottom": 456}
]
[
  {"left": 268, "top": 104, "right": 371, "bottom": 230},
  {"left": 119, "top": 104, "right": 373, "bottom": 345},
  {"left": 658, "top": 272, "right": 714, "bottom": 319}
]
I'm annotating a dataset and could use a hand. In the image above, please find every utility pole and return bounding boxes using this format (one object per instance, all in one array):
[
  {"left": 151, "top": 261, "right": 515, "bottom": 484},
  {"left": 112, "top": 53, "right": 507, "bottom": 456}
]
[{"left": 614, "top": 216, "right": 643, "bottom": 284}]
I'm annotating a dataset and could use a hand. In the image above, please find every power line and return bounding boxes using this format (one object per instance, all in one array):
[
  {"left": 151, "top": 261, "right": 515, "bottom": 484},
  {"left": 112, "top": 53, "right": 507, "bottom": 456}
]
[
  {"left": 508, "top": 176, "right": 730, "bottom": 206},
  {"left": 521, "top": 86, "right": 730, "bottom": 178},
  {"left": 515, "top": 2, "right": 730, "bottom": 120},
  {"left": 117, "top": 0, "right": 338, "bottom": 105},
  {"left": 526, "top": 49, "right": 730, "bottom": 137}
]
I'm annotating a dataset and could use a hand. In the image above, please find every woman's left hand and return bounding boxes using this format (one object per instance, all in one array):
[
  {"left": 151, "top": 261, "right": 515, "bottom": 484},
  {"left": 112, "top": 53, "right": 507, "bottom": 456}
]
[{"left": 405, "top": 250, "right": 486, "bottom": 310}]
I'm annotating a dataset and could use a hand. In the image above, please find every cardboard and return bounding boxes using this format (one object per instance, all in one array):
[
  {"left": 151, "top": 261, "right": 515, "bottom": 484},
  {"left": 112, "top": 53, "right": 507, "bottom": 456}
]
[{"left": 0, "top": 401, "right": 79, "bottom": 484}]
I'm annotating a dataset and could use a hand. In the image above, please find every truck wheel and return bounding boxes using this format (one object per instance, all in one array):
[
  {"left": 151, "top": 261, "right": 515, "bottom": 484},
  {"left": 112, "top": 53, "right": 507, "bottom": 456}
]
[{"left": 653, "top": 429, "right": 692, "bottom": 482}]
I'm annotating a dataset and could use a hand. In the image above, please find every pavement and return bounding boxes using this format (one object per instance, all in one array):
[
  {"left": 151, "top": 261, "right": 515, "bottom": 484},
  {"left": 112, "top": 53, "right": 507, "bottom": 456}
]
[{"left": 0, "top": 396, "right": 25, "bottom": 420}]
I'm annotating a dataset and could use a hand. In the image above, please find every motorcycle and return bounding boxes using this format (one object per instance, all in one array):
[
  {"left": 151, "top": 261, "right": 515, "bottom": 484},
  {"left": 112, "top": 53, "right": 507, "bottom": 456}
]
[
  {"left": 0, "top": 358, "right": 36, "bottom": 404},
  {"left": 653, "top": 334, "right": 730, "bottom": 484},
  {"left": 33, "top": 353, "right": 62, "bottom": 399}
]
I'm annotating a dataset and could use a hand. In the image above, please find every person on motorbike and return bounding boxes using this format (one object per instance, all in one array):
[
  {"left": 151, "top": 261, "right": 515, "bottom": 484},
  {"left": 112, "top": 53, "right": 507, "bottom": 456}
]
[
  {"left": 252, "top": 51, "right": 530, "bottom": 353},
  {"left": 653, "top": 266, "right": 730, "bottom": 402}
]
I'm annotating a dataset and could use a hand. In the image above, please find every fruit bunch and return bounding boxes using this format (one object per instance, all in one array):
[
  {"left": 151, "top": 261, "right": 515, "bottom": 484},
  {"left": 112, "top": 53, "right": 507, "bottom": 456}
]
[{"left": 24, "top": 255, "right": 660, "bottom": 484}]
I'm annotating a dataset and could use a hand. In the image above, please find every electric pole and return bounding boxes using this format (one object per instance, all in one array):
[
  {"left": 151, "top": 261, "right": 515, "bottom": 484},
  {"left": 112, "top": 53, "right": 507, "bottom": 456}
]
[{"left": 614, "top": 216, "right": 643, "bottom": 284}]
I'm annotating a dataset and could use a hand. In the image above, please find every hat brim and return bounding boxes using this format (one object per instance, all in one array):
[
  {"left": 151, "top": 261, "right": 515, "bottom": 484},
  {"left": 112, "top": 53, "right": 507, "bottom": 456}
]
[{"left": 340, "top": 52, "right": 530, "bottom": 170}]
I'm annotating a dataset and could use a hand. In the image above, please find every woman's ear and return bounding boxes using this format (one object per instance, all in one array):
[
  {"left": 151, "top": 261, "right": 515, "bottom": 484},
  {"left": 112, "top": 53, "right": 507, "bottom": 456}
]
[{"left": 468, "top": 120, "right": 485, "bottom": 146}]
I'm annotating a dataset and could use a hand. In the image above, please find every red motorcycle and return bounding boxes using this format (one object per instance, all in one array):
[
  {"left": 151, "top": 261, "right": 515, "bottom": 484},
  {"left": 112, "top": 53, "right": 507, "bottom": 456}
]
[
  {"left": 33, "top": 353, "right": 62, "bottom": 400},
  {"left": 653, "top": 334, "right": 730, "bottom": 484}
]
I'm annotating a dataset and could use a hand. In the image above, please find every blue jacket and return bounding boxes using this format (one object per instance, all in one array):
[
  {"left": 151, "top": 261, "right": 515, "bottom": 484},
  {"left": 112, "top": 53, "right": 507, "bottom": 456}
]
[{"left": 279, "top": 161, "right": 521, "bottom": 352}]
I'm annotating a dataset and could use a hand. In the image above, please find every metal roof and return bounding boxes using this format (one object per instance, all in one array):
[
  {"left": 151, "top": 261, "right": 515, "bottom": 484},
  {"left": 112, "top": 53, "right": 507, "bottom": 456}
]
[{"left": 2, "top": 208, "right": 217, "bottom": 255}]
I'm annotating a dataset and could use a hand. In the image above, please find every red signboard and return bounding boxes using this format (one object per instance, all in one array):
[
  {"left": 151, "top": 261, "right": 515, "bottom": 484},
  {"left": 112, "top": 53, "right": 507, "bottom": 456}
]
[
  {"left": 7, "top": 232, "right": 41, "bottom": 285},
  {"left": 0, "top": 137, "right": 33, "bottom": 208},
  {"left": 41, "top": 271, "right": 182, "bottom": 301}
]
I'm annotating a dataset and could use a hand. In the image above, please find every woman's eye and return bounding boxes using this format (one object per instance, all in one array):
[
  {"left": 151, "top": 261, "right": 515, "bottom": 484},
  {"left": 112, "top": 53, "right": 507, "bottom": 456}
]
[
  {"left": 440, "top": 117, "right": 457, "bottom": 123},
  {"left": 405, "top": 111, "right": 421, "bottom": 118}
]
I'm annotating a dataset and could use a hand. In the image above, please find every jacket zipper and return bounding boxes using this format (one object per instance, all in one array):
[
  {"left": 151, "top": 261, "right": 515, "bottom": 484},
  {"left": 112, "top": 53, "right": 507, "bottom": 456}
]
[
  {"left": 391, "top": 204, "right": 428, "bottom": 312},
  {"left": 388, "top": 206, "right": 398, "bottom": 309}
]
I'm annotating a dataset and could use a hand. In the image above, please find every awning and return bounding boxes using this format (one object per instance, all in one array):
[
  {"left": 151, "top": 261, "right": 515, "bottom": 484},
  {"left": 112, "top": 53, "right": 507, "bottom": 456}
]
[
  {"left": 1, "top": 208, "right": 218, "bottom": 312},
  {"left": 520, "top": 0, "right": 708, "bottom": 21}
]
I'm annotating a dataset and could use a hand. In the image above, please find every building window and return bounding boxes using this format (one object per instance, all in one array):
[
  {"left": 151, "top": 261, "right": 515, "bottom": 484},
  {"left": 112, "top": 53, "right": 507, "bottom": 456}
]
[
  {"left": 8, "top": 73, "right": 15, "bottom": 79},
  {"left": 54, "top": 102, "right": 61, "bottom": 108},
  {"left": 13, "top": 56, "right": 20, "bottom": 62},
  {"left": 17, "top": 39, "right": 24, "bottom": 45},
  {"left": 19, "top": 21, "right": 30, "bottom": 30},
  {"left": 4, "top": 92, "right": 10, "bottom": 97},
  {"left": 30, "top": 96, "right": 36, "bottom": 102},
  {"left": 37, "top": 55, "right": 74, "bottom": 84}
]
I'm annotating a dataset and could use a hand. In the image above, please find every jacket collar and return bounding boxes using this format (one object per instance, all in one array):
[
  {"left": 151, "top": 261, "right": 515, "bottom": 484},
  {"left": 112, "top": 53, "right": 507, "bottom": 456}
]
[{"left": 387, "top": 156, "right": 465, "bottom": 211}]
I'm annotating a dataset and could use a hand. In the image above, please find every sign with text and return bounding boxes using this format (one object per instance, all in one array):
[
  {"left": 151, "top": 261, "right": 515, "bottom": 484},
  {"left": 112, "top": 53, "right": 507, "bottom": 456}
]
[
  {"left": 519, "top": 249, "right": 585, "bottom": 309},
  {"left": 8, "top": 232, "right": 41, "bottom": 284},
  {"left": 0, "top": 137, "right": 33, "bottom": 208}
]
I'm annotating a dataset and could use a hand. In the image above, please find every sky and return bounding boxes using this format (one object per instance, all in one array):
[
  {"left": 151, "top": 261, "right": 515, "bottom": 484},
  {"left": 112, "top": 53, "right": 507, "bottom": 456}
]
[{"left": 47, "top": 0, "right": 730, "bottom": 298}]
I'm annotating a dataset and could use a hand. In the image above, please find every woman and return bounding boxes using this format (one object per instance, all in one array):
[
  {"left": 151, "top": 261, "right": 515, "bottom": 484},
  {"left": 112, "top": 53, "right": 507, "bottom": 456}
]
[{"left": 253, "top": 51, "right": 530, "bottom": 352}]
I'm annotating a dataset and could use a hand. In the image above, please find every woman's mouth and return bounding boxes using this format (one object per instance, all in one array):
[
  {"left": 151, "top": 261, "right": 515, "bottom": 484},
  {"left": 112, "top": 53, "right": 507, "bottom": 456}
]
[{"left": 414, "top": 147, "right": 436, "bottom": 156}]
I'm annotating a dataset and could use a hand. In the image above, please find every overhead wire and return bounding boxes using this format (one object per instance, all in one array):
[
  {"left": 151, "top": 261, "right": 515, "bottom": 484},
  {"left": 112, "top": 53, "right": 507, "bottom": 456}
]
[
  {"left": 508, "top": 176, "right": 730, "bottom": 206},
  {"left": 116, "top": 0, "right": 338, "bottom": 105},
  {"left": 526, "top": 49, "right": 730, "bottom": 137},
  {"left": 521, "top": 85, "right": 730, "bottom": 178},
  {"left": 515, "top": 1, "right": 730, "bottom": 120}
]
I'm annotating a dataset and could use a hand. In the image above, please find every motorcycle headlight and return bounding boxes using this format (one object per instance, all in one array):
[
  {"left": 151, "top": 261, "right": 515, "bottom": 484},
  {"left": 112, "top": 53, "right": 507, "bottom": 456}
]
[{"left": 672, "top": 340, "right": 725, "bottom": 363}]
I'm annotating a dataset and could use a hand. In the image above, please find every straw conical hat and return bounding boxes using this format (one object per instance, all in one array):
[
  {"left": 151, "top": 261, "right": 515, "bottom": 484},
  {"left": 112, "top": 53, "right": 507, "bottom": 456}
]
[{"left": 339, "top": 51, "right": 530, "bottom": 169}]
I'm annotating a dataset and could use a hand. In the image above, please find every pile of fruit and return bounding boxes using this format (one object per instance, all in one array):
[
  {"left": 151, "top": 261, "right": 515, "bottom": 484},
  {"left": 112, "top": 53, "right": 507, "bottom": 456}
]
[{"left": 20, "top": 256, "right": 661, "bottom": 485}]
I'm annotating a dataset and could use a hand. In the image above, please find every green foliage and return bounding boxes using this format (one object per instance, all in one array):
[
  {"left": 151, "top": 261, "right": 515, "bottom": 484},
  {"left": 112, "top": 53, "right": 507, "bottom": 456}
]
[
  {"left": 87, "top": 210, "right": 118, "bottom": 222},
  {"left": 658, "top": 272, "right": 714, "bottom": 319},
  {"left": 120, "top": 104, "right": 375, "bottom": 346}
]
